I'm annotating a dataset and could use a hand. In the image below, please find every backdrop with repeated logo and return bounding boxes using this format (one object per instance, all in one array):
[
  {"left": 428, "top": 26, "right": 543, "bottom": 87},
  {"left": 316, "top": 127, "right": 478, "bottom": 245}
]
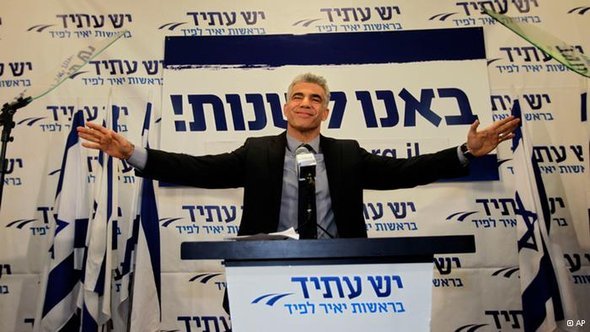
[{"left": 0, "top": 1, "right": 589, "bottom": 331}]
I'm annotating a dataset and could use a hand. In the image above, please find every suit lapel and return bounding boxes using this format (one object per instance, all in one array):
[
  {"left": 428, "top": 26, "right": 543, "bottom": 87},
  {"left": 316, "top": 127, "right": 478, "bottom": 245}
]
[
  {"left": 320, "top": 135, "right": 342, "bottom": 212},
  {"left": 267, "top": 132, "right": 287, "bottom": 226}
]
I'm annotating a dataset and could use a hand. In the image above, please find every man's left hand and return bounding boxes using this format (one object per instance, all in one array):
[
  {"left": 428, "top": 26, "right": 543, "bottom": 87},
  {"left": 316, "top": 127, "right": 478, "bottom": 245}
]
[{"left": 466, "top": 116, "right": 520, "bottom": 157}]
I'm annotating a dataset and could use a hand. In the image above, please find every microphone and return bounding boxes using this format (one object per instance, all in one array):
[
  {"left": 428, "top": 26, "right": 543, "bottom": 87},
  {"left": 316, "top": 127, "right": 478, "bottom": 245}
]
[{"left": 295, "top": 144, "right": 316, "bottom": 182}]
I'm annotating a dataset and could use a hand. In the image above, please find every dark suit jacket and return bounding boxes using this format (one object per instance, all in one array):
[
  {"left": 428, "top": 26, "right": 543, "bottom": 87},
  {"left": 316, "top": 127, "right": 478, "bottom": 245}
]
[{"left": 139, "top": 132, "right": 468, "bottom": 238}]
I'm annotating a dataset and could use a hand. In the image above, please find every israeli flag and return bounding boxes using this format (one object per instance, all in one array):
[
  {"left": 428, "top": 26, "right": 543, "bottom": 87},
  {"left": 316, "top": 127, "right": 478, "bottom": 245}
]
[
  {"left": 37, "top": 110, "right": 89, "bottom": 331},
  {"left": 110, "top": 165, "right": 139, "bottom": 331},
  {"left": 128, "top": 99, "right": 163, "bottom": 332},
  {"left": 511, "top": 99, "right": 567, "bottom": 331},
  {"left": 80, "top": 105, "right": 120, "bottom": 331}
]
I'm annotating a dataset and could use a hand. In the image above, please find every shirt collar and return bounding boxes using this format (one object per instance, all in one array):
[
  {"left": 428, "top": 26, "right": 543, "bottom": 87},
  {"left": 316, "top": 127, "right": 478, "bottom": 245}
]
[{"left": 286, "top": 133, "right": 320, "bottom": 154}]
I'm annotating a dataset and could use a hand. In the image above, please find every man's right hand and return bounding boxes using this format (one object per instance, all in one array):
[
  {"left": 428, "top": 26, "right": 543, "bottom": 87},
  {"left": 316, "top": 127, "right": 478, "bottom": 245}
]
[{"left": 77, "top": 122, "right": 135, "bottom": 160}]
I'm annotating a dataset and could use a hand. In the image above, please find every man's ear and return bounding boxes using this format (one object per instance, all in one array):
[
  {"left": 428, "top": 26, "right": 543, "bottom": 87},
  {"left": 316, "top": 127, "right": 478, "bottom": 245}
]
[{"left": 321, "top": 107, "right": 330, "bottom": 121}]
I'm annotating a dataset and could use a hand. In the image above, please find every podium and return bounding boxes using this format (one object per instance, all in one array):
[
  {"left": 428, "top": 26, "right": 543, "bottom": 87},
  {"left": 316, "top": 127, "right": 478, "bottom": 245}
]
[{"left": 181, "top": 235, "right": 475, "bottom": 332}]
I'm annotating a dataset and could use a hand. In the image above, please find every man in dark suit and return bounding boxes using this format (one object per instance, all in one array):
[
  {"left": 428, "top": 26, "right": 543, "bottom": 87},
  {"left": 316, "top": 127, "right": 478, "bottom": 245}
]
[{"left": 78, "top": 73, "right": 520, "bottom": 239}]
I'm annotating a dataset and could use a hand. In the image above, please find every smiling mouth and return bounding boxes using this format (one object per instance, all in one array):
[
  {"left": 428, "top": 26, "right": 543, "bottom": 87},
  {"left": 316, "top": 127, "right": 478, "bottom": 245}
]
[{"left": 294, "top": 111, "right": 314, "bottom": 117}]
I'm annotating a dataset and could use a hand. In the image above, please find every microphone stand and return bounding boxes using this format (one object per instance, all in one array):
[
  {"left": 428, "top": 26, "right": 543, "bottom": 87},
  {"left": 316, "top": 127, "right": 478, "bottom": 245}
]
[
  {"left": 0, "top": 96, "right": 32, "bottom": 212},
  {"left": 298, "top": 172, "right": 334, "bottom": 239},
  {"left": 302, "top": 173, "right": 316, "bottom": 237}
]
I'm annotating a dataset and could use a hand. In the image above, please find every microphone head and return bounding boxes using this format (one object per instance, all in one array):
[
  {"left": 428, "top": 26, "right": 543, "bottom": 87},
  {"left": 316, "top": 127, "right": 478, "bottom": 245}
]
[{"left": 295, "top": 145, "right": 316, "bottom": 180}]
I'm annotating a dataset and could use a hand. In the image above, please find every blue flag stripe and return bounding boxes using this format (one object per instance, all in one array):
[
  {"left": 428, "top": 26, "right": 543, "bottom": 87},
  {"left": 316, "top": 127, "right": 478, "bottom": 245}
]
[
  {"left": 41, "top": 252, "right": 80, "bottom": 316},
  {"left": 141, "top": 178, "right": 162, "bottom": 314},
  {"left": 521, "top": 239, "right": 565, "bottom": 331},
  {"left": 54, "top": 111, "right": 85, "bottom": 201},
  {"left": 165, "top": 28, "right": 486, "bottom": 67},
  {"left": 82, "top": 304, "right": 98, "bottom": 331}
]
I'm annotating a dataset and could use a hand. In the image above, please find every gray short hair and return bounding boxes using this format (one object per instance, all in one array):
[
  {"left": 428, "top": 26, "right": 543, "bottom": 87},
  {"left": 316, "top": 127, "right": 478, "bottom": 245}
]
[{"left": 287, "top": 73, "right": 331, "bottom": 106}]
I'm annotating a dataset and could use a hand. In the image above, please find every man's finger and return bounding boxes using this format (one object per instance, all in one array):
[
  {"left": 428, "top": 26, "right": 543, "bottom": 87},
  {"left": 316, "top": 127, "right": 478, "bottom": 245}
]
[
  {"left": 496, "top": 117, "right": 520, "bottom": 134},
  {"left": 498, "top": 133, "right": 515, "bottom": 142},
  {"left": 495, "top": 115, "right": 518, "bottom": 129},
  {"left": 85, "top": 122, "right": 111, "bottom": 135},
  {"left": 469, "top": 119, "right": 480, "bottom": 134},
  {"left": 78, "top": 130, "right": 103, "bottom": 143},
  {"left": 81, "top": 141, "right": 102, "bottom": 150}
]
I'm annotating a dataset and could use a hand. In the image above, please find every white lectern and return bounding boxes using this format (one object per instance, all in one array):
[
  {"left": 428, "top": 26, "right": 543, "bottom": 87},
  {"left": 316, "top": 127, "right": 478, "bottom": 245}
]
[{"left": 181, "top": 236, "right": 475, "bottom": 332}]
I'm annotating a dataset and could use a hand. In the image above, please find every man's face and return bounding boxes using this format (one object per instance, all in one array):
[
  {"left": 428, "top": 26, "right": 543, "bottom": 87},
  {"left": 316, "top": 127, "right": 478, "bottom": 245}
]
[{"left": 283, "top": 82, "right": 330, "bottom": 136}]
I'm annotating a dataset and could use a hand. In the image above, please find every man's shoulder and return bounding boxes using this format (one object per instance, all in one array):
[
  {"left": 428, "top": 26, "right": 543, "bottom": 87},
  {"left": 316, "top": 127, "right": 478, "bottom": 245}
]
[
  {"left": 242, "top": 132, "right": 286, "bottom": 150},
  {"left": 245, "top": 132, "right": 285, "bottom": 143},
  {"left": 320, "top": 135, "right": 360, "bottom": 147},
  {"left": 320, "top": 136, "right": 363, "bottom": 158}
]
